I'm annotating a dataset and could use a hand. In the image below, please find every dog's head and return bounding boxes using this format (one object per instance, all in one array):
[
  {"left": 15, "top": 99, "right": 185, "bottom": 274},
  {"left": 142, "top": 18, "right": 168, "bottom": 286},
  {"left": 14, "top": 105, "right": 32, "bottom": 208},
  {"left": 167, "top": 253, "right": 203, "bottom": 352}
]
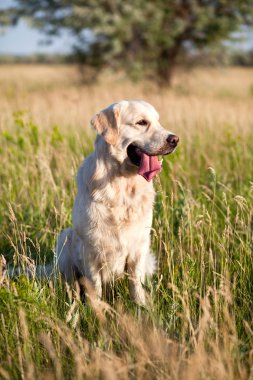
[{"left": 91, "top": 100, "right": 179, "bottom": 181}]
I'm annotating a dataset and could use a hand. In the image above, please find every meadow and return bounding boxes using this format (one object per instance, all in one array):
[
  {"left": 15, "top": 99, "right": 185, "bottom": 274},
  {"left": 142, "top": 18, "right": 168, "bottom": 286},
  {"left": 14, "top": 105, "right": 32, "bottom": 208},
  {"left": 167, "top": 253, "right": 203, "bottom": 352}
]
[{"left": 0, "top": 64, "right": 252, "bottom": 379}]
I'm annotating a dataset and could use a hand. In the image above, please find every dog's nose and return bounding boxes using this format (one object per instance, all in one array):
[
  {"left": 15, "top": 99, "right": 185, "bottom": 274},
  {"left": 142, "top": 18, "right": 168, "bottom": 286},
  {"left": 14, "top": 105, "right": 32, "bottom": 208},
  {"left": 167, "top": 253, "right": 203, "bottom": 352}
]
[{"left": 167, "top": 134, "right": 179, "bottom": 147}]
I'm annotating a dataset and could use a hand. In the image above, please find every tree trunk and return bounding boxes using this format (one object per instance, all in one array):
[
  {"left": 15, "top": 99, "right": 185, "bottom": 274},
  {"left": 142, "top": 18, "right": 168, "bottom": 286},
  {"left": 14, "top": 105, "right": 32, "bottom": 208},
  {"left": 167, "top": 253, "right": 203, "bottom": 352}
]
[{"left": 157, "top": 44, "right": 182, "bottom": 86}]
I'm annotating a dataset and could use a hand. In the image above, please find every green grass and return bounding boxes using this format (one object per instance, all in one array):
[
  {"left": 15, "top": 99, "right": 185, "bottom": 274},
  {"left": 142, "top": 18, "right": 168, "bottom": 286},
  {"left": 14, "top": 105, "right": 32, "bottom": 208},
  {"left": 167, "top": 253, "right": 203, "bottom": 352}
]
[{"left": 0, "top": 91, "right": 253, "bottom": 379}]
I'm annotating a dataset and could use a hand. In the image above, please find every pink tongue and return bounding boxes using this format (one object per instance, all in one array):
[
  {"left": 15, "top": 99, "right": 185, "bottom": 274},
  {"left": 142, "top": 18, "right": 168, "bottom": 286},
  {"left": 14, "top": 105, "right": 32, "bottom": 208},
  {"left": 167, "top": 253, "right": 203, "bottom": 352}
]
[{"left": 138, "top": 152, "right": 162, "bottom": 182}]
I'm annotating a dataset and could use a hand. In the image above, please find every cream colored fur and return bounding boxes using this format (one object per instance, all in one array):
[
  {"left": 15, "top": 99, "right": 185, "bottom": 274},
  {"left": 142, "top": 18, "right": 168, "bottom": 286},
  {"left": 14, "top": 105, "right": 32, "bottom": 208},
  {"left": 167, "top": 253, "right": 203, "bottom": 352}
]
[{"left": 57, "top": 100, "right": 176, "bottom": 304}]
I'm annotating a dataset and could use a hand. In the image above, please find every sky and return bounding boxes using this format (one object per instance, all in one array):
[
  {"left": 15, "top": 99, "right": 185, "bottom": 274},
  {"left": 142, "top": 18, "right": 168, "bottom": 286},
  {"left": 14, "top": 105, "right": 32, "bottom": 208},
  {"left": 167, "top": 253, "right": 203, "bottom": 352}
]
[
  {"left": 0, "top": 20, "right": 74, "bottom": 55},
  {"left": 0, "top": 0, "right": 253, "bottom": 56},
  {"left": 0, "top": 0, "right": 75, "bottom": 55}
]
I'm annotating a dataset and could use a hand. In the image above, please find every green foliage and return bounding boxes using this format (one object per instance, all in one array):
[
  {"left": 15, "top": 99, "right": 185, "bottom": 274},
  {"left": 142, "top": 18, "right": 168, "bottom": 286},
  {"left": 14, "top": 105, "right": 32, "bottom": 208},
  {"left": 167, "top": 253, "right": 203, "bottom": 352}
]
[
  {"left": 1, "top": 1, "right": 253, "bottom": 83},
  {"left": 2, "top": 111, "right": 40, "bottom": 151},
  {"left": 51, "top": 125, "right": 63, "bottom": 147}
]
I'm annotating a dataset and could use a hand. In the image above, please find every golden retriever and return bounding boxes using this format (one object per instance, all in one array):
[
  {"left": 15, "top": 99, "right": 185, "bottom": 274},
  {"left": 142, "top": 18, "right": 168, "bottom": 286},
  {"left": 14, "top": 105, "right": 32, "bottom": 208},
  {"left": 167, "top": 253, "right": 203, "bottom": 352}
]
[{"left": 57, "top": 100, "right": 179, "bottom": 304}]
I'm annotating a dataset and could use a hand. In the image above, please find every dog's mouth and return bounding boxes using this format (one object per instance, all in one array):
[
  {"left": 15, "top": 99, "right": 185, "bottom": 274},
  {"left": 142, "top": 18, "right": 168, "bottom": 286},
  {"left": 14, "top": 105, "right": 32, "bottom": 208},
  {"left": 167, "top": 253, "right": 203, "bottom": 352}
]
[{"left": 127, "top": 144, "right": 172, "bottom": 182}]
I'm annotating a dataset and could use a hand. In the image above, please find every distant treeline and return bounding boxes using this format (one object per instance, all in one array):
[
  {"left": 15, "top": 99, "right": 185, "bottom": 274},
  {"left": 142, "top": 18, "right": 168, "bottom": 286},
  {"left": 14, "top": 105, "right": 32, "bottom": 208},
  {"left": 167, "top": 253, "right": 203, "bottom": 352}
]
[
  {"left": 1, "top": 49, "right": 252, "bottom": 67},
  {"left": 0, "top": 54, "right": 75, "bottom": 64}
]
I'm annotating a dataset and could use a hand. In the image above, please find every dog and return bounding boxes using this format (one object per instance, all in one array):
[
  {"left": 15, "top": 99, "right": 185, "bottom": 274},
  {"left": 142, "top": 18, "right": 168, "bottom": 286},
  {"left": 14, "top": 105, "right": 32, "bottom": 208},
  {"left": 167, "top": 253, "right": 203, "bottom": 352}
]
[{"left": 57, "top": 100, "right": 179, "bottom": 304}]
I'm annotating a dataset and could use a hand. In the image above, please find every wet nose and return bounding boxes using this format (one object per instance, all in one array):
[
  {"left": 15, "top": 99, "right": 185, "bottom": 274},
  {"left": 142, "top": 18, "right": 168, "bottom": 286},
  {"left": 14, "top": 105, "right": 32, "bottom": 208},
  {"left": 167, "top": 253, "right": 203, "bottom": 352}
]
[{"left": 167, "top": 134, "right": 179, "bottom": 147}]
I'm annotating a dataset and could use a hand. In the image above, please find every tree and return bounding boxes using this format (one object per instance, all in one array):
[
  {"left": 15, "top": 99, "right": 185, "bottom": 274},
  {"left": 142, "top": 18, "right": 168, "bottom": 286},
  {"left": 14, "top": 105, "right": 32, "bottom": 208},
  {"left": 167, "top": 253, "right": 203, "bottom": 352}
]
[{"left": 1, "top": 0, "right": 253, "bottom": 84}]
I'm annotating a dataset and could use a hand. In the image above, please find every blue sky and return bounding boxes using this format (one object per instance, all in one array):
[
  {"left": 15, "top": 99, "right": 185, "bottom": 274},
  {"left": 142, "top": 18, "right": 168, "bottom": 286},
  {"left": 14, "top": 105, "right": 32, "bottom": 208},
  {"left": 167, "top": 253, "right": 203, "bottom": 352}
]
[
  {"left": 0, "top": 0, "right": 74, "bottom": 55},
  {"left": 0, "top": 0, "right": 252, "bottom": 56},
  {"left": 0, "top": 20, "right": 74, "bottom": 55}
]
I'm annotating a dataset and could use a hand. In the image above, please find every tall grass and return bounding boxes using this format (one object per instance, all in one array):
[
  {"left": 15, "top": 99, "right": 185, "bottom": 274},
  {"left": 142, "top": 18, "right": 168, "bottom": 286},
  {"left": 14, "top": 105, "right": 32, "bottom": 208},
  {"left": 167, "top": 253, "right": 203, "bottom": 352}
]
[{"left": 0, "top": 65, "right": 252, "bottom": 379}]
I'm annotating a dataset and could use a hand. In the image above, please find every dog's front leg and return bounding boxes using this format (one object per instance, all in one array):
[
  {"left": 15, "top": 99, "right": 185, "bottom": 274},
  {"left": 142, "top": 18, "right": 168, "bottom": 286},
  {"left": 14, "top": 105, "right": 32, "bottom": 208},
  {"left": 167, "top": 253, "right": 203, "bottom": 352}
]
[
  {"left": 128, "top": 260, "right": 146, "bottom": 305},
  {"left": 85, "top": 264, "right": 102, "bottom": 299}
]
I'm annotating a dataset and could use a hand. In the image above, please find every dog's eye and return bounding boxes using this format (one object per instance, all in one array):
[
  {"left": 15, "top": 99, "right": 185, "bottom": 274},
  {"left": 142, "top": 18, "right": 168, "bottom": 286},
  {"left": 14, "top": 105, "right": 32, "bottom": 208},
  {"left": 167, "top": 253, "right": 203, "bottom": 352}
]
[{"left": 136, "top": 119, "right": 148, "bottom": 126}]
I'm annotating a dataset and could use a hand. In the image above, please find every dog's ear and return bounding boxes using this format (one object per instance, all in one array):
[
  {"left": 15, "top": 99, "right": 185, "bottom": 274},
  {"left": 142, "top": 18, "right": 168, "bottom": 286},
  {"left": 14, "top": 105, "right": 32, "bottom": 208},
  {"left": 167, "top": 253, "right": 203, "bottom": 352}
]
[{"left": 90, "top": 104, "right": 120, "bottom": 145}]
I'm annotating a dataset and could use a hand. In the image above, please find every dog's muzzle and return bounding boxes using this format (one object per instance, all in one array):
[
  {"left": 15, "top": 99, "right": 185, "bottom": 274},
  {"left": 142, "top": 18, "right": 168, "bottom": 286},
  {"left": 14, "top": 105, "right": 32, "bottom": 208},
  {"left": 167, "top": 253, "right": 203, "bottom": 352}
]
[{"left": 127, "top": 134, "right": 179, "bottom": 182}]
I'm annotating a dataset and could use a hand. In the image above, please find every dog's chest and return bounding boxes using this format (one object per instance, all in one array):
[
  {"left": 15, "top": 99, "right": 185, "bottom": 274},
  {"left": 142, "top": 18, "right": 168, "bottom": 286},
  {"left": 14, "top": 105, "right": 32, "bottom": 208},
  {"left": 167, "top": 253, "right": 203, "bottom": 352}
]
[
  {"left": 106, "top": 178, "right": 154, "bottom": 225},
  {"left": 92, "top": 179, "right": 154, "bottom": 279}
]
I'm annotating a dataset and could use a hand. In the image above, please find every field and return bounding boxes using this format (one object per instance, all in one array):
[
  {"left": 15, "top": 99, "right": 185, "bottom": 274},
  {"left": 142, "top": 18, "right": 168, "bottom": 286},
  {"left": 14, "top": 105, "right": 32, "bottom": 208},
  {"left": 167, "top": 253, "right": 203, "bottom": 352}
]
[{"left": 0, "top": 65, "right": 253, "bottom": 379}]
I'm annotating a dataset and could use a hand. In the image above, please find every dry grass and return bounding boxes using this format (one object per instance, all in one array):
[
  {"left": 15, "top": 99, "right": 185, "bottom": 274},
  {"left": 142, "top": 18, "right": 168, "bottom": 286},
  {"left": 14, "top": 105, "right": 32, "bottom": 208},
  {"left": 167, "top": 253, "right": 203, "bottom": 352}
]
[
  {"left": 0, "top": 65, "right": 252, "bottom": 130},
  {"left": 0, "top": 64, "right": 253, "bottom": 379}
]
